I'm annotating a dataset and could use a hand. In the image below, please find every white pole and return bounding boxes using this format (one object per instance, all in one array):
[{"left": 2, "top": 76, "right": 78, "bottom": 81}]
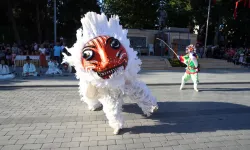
[
  {"left": 204, "top": 0, "right": 211, "bottom": 58},
  {"left": 54, "top": 0, "right": 57, "bottom": 45}
]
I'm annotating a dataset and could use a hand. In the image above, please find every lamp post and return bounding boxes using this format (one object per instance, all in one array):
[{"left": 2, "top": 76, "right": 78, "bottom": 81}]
[
  {"left": 204, "top": 0, "right": 212, "bottom": 58},
  {"left": 54, "top": 0, "right": 57, "bottom": 45}
]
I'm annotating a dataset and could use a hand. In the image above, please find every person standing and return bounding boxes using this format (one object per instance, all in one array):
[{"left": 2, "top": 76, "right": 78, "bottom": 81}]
[
  {"left": 53, "top": 42, "right": 62, "bottom": 68},
  {"left": 39, "top": 44, "right": 47, "bottom": 69},
  {"left": 177, "top": 44, "right": 200, "bottom": 92},
  {"left": 0, "top": 44, "right": 6, "bottom": 62}
]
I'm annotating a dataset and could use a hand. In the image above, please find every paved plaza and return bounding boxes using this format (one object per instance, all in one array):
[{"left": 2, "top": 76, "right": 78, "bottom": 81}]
[{"left": 0, "top": 69, "right": 250, "bottom": 150}]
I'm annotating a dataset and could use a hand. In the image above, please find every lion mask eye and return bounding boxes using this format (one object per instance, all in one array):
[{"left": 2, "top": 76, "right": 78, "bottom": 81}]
[
  {"left": 82, "top": 49, "right": 94, "bottom": 60},
  {"left": 110, "top": 38, "right": 120, "bottom": 49}
]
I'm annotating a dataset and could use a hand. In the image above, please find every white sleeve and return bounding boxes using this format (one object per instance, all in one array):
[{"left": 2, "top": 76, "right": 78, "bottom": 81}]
[
  {"left": 31, "top": 64, "right": 36, "bottom": 72},
  {"left": 23, "top": 64, "right": 27, "bottom": 73},
  {"left": 189, "top": 53, "right": 198, "bottom": 68}
]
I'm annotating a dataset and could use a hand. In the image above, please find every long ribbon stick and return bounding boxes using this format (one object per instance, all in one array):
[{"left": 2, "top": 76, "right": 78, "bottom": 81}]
[{"left": 156, "top": 38, "right": 178, "bottom": 56}]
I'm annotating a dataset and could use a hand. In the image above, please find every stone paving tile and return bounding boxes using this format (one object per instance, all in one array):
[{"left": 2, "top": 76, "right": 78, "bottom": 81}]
[
  {"left": 133, "top": 138, "right": 151, "bottom": 143},
  {"left": 125, "top": 143, "right": 144, "bottom": 149},
  {"left": 172, "top": 145, "right": 192, "bottom": 150},
  {"left": 155, "top": 147, "right": 174, "bottom": 150},
  {"left": 205, "top": 142, "right": 225, "bottom": 148},
  {"left": 89, "top": 146, "right": 107, "bottom": 150},
  {"left": 21, "top": 144, "right": 42, "bottom": 149},
  {"left": 16, "top": 139, "right": 36, "bottom": 145},
  {"left": 237, "top": 139, "right": 250, "bottom": 145},
  {"left": 107, "top": 144, "right": 126, "bottom": 150},
  {"left": 70, "top": 146, "right": 89, "bottom": 150},
  {"left": 42, "top": 142, "right": 61, "bottom": 149},
  {"left": 60, "top": 141, "right": 80, "bottom": 148},
  {"left": 98, "top": 140, "right": 116, "bottom": 146},
  {"left": 143, "top": 141, "right": 162, "bottom": 148},
  {"left": 80, "top": 141, "right": 98, "bottom": 147},
  {"left": 1, "top": 144, "right": 23, "bottom": 150}
]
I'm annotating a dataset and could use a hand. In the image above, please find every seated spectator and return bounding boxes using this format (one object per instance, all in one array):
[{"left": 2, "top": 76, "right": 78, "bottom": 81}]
[
  {"left": 5, "top": 47, "right": 12, "bottom": 66},
  {"left": 0, "top": 47, "right": 6, "bottom": 62},
  {"left": 0, "top": 60, "right": 15, "bottom": 80},
  {"left": 22, "top": 56, "right": 38, "bottom": 77},
  {"left": 45, "top": 57, "right": 62, "bottom": 75}
]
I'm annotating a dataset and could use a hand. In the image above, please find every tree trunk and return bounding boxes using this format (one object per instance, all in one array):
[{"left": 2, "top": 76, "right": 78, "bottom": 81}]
[
  {"left": 36, "top": 3, "right": 42, "bottom": 44},
  {"left": 7, "top": 0, "right": 21, "bottom": 44}
]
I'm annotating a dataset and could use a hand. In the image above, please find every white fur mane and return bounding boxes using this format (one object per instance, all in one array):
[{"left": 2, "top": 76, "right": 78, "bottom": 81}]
[{"left": 63, "top": 12, "right": 142, "bottom": 90}]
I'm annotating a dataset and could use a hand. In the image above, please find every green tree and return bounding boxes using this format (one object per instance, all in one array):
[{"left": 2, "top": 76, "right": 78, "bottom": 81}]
[
  {"left": 57, "top": 0, "right": 100, "bottom": 43},
  {"left": 103, "top": 0, "right": 159, "bottom": 29},
  {"left": 0, "top": 0, "right": 101, "bottom": 44}
]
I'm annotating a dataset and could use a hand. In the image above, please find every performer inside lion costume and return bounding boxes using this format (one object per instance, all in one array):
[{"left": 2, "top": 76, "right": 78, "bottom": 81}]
[{"left": 63, "top": 12, "right": 158, "bottom": 134}]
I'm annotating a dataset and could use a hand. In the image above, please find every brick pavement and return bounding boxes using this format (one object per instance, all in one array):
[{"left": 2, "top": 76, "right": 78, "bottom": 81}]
[{"left": 0, "top": 82, "right": 250, "bottom": 150}]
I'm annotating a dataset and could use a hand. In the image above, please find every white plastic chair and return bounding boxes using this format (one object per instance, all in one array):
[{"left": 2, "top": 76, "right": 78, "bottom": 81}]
[{"left": 148, "top": 44, "right": 154, "bottom": 56}]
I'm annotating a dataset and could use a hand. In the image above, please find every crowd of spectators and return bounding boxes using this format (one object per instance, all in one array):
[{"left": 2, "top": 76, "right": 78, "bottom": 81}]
[
  {"left": 224, "top": 47, "right": 250, "bottom": 66},
  {"left": 0, "top": 40, "right": 66, "bottom": 67},
  {"left": 205, "top": 45, "right": 250, "bottom": 67}
]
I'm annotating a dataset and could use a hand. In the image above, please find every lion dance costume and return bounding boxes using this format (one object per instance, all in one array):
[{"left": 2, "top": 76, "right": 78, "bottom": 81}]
[
  {"left": 178, "top": 44, "right": 199, "bottom": 92},
  {"left": 63, "top": 12, "right": 158, "bottom": 134}
]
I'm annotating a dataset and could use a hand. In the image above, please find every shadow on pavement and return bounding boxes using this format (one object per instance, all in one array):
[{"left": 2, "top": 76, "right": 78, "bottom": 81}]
[
  {"left": 140, "top": 68, "right": 250, "bottom": 74},
  {"left": 200, "top": 88, "right": 250, "bottom": 92},
  {"left": 122, "top": 101, "right": 250, "bottom": 134}
]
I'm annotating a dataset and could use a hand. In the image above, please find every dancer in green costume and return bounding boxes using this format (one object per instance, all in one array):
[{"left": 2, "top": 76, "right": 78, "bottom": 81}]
[{"left": 177, "top": 44, "right": 200, "bottom": 92}]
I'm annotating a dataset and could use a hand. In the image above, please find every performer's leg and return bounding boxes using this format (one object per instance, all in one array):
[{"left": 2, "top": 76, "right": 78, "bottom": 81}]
[
  {"left": 79, "top": 83, "right": 102, "bottom": 111},
  {"left": 180, "top": 73, "right": 191, "bottom": 90},
  {"left": 82, "top": 97, "right": 102, "bottom": 111},
  {"left": 98, "top": 96, "right": 124, "bottom": 134},
  {"left": 191, "top": 73, "right": 199, "bottom": 92},
  {"left": 125, "top": 80, "right": 158, "bottom": 117}
]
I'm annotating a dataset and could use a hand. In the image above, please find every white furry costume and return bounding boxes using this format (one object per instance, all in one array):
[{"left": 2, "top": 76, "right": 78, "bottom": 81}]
[{"left": 63, "top": 12, "right": 158, "bottom": 134}]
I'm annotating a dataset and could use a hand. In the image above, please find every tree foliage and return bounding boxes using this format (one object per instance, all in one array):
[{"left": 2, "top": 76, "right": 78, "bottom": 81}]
[
  {"left": 0, "top": 0, "right": 100, "bottom": 44},
  {"left": 103, "top": 0, "right": 159, "bottom": 29},
  {"left": 1, "top": 0, "right": 250, "bottom": 47}
]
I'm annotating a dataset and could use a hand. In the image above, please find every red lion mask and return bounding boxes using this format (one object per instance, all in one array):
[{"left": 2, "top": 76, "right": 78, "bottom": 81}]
[{"left": 81, "top": 36, "right": 128, "bottom": 79}]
